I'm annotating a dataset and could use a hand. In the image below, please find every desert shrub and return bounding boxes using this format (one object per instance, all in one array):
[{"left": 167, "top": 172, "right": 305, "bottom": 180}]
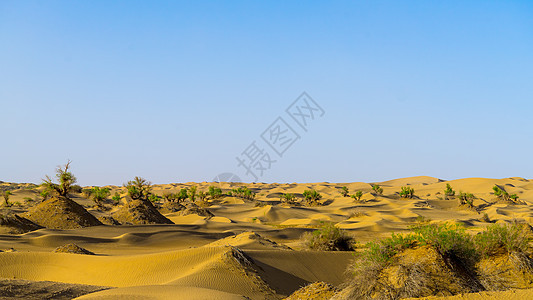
[
  {"left": 361, "top": 233, "right": 417, "bottom": 265},
  {"left": 340, "top": 186, "right": 349, "bottom": 197},
  {"left": 111, "top": 192, "right": 121, "bottom": 203},
  {"left": 90, "top": 187, "right": 110, "bottom": 207},
  {"left": 208, "top": 186, "right": 223, "bottom": 199},
  {"left": 444, "top": 184, "right": 455, "bottom": 199},
  {"left": 481, "top": 213, "right": 491, "bottom": 223},
  {"left": 188, "top": 186, "right": 197, "bottom": 202},
  {"left": 399, "top": 186, "right": 415, "bottom": 199},
  {"left": 372, "top": 184, "right": 383, "bottom": 195},
  {"left": 198, "top": 191, "right": 207, "bottom": 201},
  {"left": 493, "top": 185, "right": 519, "bottom": 203},
  {"left": 148, "top": 193, "right": 160, "bottom": 203},
  {"left": 280, "top": 193, "right": 297, "bottom": 204},
  {"left": 351, "top": 191, "right": 363, "bottom": 202},
  {"left": 162, "top": 192, "right": 176, "bottom": 202},
  {"left": 410, "top": 222, "right": 476, "bottom": 262},
  {"left": 304, "top": 222, "right": 355, "bottom": 251},
  {"left": 303, "top": 189, "right": 322, "bottom": 201},
  {"left": 124, "top": 177, "right": 152, "bottom": 202},
  {"left": 42, "top": 160, "right": 77, "bottom": 199},
  {"left": 457, "top": 191, "right": 475, "bottom": 207},
  {"left": 175, "top": 188, "right": 187, "bottom": 203},
  {"left": 3, "top": 190, "right": 13, "bottom": 207},
  {"left": 474, "top": 223, "right": 530, "bottom": 257},
  {"left": 230, "top": 187, "right": 256, "bottom": 200}
]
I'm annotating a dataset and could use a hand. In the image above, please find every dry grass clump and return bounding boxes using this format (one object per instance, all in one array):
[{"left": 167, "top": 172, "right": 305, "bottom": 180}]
[
  {"left": 303, "top": 222, "right": 355, "bottom": 251},
  {"left": 53, "top": 243, "right": 95, "bottom": 255},
  {"left": 285, "top": 281, "right": 339, "bottom": 300},
  {"left": 335, "top": 222, "right": 533, "bottom": 299}
]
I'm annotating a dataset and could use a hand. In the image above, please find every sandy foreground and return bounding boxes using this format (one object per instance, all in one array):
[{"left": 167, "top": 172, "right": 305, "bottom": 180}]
[{"left": 1, "top": 176, "right": 533, "bottom": 299}]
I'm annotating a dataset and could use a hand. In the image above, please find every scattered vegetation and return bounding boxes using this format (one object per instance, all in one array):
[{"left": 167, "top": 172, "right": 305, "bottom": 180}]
[
  {"left": 177, "top": 188, "right": 188, "bottom": 202},
  {"left": 474, "top": 223, "right": 530, "bottom": 257},
  {"left": 42, "top": 160, "right": 77, "bottom": 199},
  {"left": 351, "top": 191, "right": 363, "bottom": 202},
  {"left": 229, "top": 187, "right": 256, "bottom": 200},
  {"left": 340, "top": 186, "right": 349, "bottom": 197},
  {"left": 303, "top": 222, "right": 355, "bottom": 251},
  {"left": 124, "top": 177, "right": 152, "bottom": 202},
  {"left": 399, "top": 186, "right": 415, "bottom": 199},
  {"left": 198, "top": 191, "right": 208, "bottom": 201},
  {"left": 372, "top": 184, "right": 383, "bottom": 195},
  {"left": 162, "top": 192, "right": 177, "bottom": 202}
]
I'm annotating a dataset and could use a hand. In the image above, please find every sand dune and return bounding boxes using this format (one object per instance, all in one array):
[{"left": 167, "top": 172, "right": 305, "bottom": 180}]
[{"left": 1, "top": 177, "right": 532, "bottom": 299}]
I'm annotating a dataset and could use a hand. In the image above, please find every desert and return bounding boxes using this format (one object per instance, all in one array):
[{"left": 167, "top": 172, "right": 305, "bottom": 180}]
[{"left": 1, "top": 167, "right": 533, "bottom": 299}]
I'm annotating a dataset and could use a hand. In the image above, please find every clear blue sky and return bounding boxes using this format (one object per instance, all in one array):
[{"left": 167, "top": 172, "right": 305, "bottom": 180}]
[{"left": 1, "top": 1, "right": 532, "bottom": 186}]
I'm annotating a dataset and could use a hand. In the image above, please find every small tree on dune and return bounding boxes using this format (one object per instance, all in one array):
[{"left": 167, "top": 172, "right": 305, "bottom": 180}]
[
  {"left": 399, "top": 186, "right": 415, "bottom": 199},
  {"left": 3, "top": 190, "right": 13, "bottom": 207},
  {"left": 124, "top": 176, "right": 152, "bottom": 202},
  {"left": 372, "top": 184, "right": 383, "bottom": 195},
  {"left": 351, "top": 191, "right": 363, "bottom": 202},
  {"left": 340, "top": 186, "right": 349, "bottom": 197},
  {"left": 444, "top": 184, "right": 455, "bottom": 199},
  {"left": 42, "top": 160, "right": 77, "bottom": 199},
  {"left": 188, "top": 186, "right": 197, "bottom": 202},
  {"left": 90, "top": 187, "right": 111, "bottom": 208}
]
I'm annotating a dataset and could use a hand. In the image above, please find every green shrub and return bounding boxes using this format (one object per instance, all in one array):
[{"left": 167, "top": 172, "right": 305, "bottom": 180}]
[
  {"left": 361, "top": 233, "right": 417, "bottom": 265},
  {"left": 303, "top": 189, "right": 322, "bottom": 205},
  {"left": 111, "top": 192, "right": 121, "bottom": 203},
  {"left": 162, "top": 192, "right": 176, "bottom": 202},
  {"left": 124, "top": 177, "right": 152, "bottom": 202},
  {"left": 474, "top": 223, "right": 530, "bottom": 257},
  {"left": 410, "top": 222, "right": 476, "bottom": 262},
  {"left": 493, "top": 185, "right": 519, "bottom": 203},
  {"left": 230, "top": 187, "right": 256, "bottom": 200},
  {"left": 457, "top": 191, "right": 475, "bottom": 207},
  {"left": 90, "top": 187, "right": 110, "bottom": 207},
  {"left": 444, "top": 184, "right": 455, "bottom": 199},
  {"left": 198, "top": 191, "right": 207, "bottom": 201},
  {"left": 372, "top": 184, "right": 383, "bottom": 195},
  {"left": 280, "top": 193, "right": 297, "bottom": 204},
  {"left": 188, "top": 186, "right": 197, "bottom": 202},
  {"left": 82, "top": 188, "right": 93, "bottom": 199},
  {"left": 340, "top": 186, "right": 349, "bottom": 197},
  {"left": 351, "top": 191, "right": 363, "bottom": 202},
  {"left": 399, "top": 186, "right": 415, "bottom": 199},
  {"left": 208, "top": 186, "right": 223, "bottom": 199},
  {"left": 3, "top": 190, "right": 13, "bottom": 207},
  {"left": 148, "top": 193, "right": 160, "bottom": 203},
  {"left": 40, "top": 190, "right": 50, "bottom": 201},
  {"left": 304, "top": 222, "right": 355, "bottom": 251},
  {"left": 177, "top": 188, "right": 188, "bottom": 202},
  {"left": 42, "top": 160, "right": 77, "bottom": 199}
]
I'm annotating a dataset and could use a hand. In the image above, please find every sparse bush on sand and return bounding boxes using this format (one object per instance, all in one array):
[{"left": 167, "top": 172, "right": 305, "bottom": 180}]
[
  {"left": 2, "top": 190, "right": 13, "bottom": 207},
  {"left": 124, "top": 177, "right": 152, "bottom": 202},
  {"left": 351, "top": 191, "right": 363, "bottom": 202},
  {"left": 340, "top": 186, "right": 349, "bottom": 197},
  {"left": 280, "top": 193, "right": 297, "bottom": 205},
  {"left": 229, "top": 187, "right": 256, "bottom": 200},
  {"left": 177, "top": 188, "right": 188, "bottom": 202},
  {"left": 208, "top": 186, "right": 223, "bottom": 199},
  {"left": 188, "top": 186, "right": 198, "bottom": 202},
  {"left": 372, "top": 184, "right": 383, "bottom": 195},
  {"left": 444, "top": 183, "right": 456, "bottom": 199},
  {"left": 457, "top": 191, "right": 475, "bottom": 208},
  {"left": 493, "top": 185, "right": 520, "bottom": 203},
  {"left": 474, "top": 223, "right": 530, "bottom": 257},
  {"left": 399, "top": 186, "right": 415, "bottom": 199},
  {"left": 111, "top": 192, "right": 121, "bottom": 203},
  {"left": 303, "top": 222, "right": 355, "bottom": 251},
  {"left": 42, "top": 160, "right": 77, "bottom": 199},
  {"left": 89, "top": 187, "right": 110, "bottom": 208},
  {"left": 303, "top": 189, "right": 322, "bottom": 206}
]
